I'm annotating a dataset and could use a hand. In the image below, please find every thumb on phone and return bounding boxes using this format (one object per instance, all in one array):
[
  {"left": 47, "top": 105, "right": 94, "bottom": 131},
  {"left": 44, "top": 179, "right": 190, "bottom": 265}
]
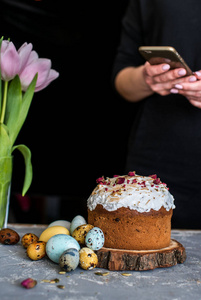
[{"left": 195, "top": 71, "right": 201, "bottom": 80}]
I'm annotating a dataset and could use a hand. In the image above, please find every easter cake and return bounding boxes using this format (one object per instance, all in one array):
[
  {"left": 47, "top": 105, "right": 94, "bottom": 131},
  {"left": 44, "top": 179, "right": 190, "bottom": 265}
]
[{"left": 87, "top": 172, "right": 175, "bottom": 250}]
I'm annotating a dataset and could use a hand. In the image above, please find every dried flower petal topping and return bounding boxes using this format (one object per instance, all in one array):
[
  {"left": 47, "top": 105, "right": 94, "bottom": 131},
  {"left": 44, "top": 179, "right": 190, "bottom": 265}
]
[
  {"left": 96, "top": 176, "right": 104, "bottom": 184},
  {"left": 128, "top": 171, "right": 135, "bottom": 176},
  {"left": 149, "top": 174, "right": 164, "bottom": 185},
  {"left": 153, "top": 178, "right": 161, "bottom": 185},
  {"left": 116, "top": 178, "right": 125, "bottom": 184},
  {"left": 21, "top": 278, "right": 37, "bottom": 289},
  {"left": 149, "top": 174, "right": 157, "bottom": 180},
  {"left": 88, "top": 172, "right": 175, "bottom": 213}
]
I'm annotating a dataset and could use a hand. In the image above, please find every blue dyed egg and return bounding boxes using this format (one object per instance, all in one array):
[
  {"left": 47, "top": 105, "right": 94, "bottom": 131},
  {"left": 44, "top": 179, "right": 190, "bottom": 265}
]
[
  {"left": 85, "top": 227, "right": 105, "bottom": 250},
  {"left": 46, "top": 234, "right": 80, "bottom": 263},
  {"left": 70, "top": 215, "right": 86, "bottom": 235},
  {"left": 59, "top": 248, "right": 79, "bottom": 272}
]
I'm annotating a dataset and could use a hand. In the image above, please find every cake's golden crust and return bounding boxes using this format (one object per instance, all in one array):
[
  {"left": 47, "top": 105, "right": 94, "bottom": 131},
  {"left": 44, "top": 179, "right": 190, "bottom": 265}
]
[{"left": 88, "top": 205, "right": 173, "bottom": 250}]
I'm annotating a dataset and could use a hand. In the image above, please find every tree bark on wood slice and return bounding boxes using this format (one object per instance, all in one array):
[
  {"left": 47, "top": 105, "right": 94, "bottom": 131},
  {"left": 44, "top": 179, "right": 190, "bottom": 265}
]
[{"left": 96, "top": 239, "right": 186, "bottom": 271}]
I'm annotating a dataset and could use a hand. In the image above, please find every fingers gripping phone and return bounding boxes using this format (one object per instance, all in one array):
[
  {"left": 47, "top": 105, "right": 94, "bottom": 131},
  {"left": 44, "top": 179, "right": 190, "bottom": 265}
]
[{"left": 138, "top": 46, "right": 193, "bottom": 76}]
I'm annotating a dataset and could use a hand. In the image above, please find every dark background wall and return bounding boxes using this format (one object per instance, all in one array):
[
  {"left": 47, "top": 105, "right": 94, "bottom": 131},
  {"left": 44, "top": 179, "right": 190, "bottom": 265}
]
[{"left": 0, "top": 0, "right": 138, "bottom": 222}]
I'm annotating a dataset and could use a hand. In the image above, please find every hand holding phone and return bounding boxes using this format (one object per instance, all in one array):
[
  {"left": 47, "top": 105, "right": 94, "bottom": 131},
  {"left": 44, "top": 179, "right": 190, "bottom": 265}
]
[
  {"left": 136, "top": 46, "right": 197, "bottom": 98},
  {"left": 138, "top": 46, "right": 193, "bottom": 76}
]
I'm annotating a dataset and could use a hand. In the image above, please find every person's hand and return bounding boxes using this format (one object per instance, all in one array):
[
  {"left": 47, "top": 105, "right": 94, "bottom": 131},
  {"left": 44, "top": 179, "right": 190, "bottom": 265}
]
[
  {"left": 170, "top": 71, "right": 201, "bottom": 108},
  {"left": 143, "top": 61, "right": 197, "bottom": 96}
]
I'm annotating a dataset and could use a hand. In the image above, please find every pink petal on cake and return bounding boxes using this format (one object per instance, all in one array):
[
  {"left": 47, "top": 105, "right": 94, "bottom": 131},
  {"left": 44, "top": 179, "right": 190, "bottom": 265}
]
[
  {"left": 116, "top": 178, "right": 125, "bottom": 184},
  {"left": 128, "top": 171, "right": 136, "bottom": 176},
  {"left": 96, "top": 176, "right": 104, "bottom": 183}
]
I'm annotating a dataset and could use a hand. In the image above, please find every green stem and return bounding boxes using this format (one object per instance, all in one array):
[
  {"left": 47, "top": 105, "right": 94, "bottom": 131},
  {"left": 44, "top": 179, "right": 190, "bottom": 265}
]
[{"left": 0, "top": 81, "right": 8, "bottom": 124}]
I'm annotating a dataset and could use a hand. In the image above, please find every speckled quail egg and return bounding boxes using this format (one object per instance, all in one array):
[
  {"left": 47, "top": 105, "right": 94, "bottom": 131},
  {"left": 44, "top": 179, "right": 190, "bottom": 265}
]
[
  {"left": 70, "top": 215, "right": 86, "bottom": 235},
  {"left": 27, "top": 241, "right": 46, "bottom": 260},
  {"left": 85, "top": 227, "right": 104, "bottom": 250},
  {"left": 21, "top": 233, "right": 39, "bottom": 248},
  {"left": 72, "top": 224, "right": 94, "bottom": 246},
  {"left": 59, "top": 248, "right": 79, "bottom": 272},
  {"left": 0, "top": 228, "right": 20, "bottom": 245},
  {"left": 79, "top": 247, "right": 98, "bottom": 270},
  {"left": 46, "top": 234, "right": 80, "bottom": 264}
]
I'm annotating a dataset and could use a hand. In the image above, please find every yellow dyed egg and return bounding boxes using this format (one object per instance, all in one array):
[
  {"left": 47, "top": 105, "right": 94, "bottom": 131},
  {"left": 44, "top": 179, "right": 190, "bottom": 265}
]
[
  {"left": 72, "top": 224, "right": 94, "bottom": 246},
  {"left": 27, "top": 241, "right": 46, "bottom": 260},
  {"left": 79, "top": 247, "right": 98, "bottom": 270},
  {"left": 39, "top": 226, "right": 70, "bottom": 242}
]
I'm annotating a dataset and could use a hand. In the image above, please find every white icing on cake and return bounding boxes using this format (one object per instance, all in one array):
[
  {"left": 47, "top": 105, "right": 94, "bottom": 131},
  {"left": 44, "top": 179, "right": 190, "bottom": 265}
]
[{"left": 87, "top": 173, "right": 175, "bottom": 212}]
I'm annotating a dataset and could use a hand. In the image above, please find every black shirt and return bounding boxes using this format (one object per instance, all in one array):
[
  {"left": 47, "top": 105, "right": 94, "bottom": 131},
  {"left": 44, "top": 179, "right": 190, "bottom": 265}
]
[{"left": 112, "top": 0, "right": 201, "bottom": 228}]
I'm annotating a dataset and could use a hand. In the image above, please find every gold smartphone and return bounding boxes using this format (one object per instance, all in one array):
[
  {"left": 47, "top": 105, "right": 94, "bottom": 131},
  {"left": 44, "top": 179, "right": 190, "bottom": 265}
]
[{"left": 138, "top": 46, "right": 192, "bottom": 76}]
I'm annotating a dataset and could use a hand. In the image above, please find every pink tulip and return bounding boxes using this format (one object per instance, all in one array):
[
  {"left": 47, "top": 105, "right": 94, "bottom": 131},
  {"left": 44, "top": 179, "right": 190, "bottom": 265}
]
[
  {"left": 0, "top": 40, "right": 59, "bottom": 91},
  {"left": 1, "top": 41, "right": 21, "bottom": 81},
  {"left": 19, "top": 57, "right": 59, "bottom": 92}
]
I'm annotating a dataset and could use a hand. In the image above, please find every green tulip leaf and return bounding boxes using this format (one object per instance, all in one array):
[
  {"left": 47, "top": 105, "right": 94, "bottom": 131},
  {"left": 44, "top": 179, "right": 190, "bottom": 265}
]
[
  {"left": 10, "top": 74, "right": 37, "bottom": 145},
  {"left": 5, "top": 75, "right": 22, "bottom": 145},
  {"left": 0, "top": 124, "right": 12, "bottom": 157},
  {"left": 0, "top": 37, "right": 3, "bottom": 117},
  {"left": 12, "top": 144, "right": 33, "bottom": 196}
]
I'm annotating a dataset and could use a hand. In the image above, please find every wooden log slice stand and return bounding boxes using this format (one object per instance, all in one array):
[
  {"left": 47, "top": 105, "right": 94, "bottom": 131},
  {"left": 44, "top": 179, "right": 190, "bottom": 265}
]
[{"left": 96, "top": 239, "right": 186, "bottom": 271}]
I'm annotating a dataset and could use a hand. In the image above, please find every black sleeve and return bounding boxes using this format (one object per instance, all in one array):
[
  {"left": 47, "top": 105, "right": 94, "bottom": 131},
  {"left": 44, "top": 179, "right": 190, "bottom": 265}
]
[{"left": 112, "top": 0, "right": 145, "bottom": 82}]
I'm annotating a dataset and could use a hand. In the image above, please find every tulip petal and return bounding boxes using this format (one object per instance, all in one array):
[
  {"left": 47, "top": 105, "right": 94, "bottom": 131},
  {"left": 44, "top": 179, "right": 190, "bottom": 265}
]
[
  {"left": 1, "top": 40, "right": 9, "bottom": 53},
  {"left": 35, "top": 69, "right": 59, "bottom": 92},
  {"left": 18, "top": 43, "right": 33, "bottom": 73},
  {"left": 1, "top": 42, "right": 20, "bottom": 81},
  {"left": 20, "top": 58, "right": 51, "bottom": 91},
  {"left": 26, "top": 50, "right": 39, "bottom": 66}
]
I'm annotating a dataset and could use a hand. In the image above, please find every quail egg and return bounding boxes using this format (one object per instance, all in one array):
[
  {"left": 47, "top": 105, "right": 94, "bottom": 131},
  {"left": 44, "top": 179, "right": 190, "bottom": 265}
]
[
  {"left": 59, "top": 248, "right": 79, "bottom": 272},
  {"left": 72, "top": 224, "right": 94, "bottom": 246},
  {"left": 27, "top": 241, "right": 46, "bottom": 260},
  {"left": 0, "top": 228, "right": 20, "bottom": 245},
  {"left": 79, "top": 247, "right": 98, "bottom": 270},
  {"left": 85, "top": 227, "right": 104, "bottom": 250},
  {"left": 21, "top": 233, "right": 39, "bottom": 248}
]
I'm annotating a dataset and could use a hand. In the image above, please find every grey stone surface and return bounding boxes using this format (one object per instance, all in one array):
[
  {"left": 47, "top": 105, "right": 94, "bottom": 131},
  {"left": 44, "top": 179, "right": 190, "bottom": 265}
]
[{"left": 0, "top": 225, "right": 200, "bottom": 300}]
